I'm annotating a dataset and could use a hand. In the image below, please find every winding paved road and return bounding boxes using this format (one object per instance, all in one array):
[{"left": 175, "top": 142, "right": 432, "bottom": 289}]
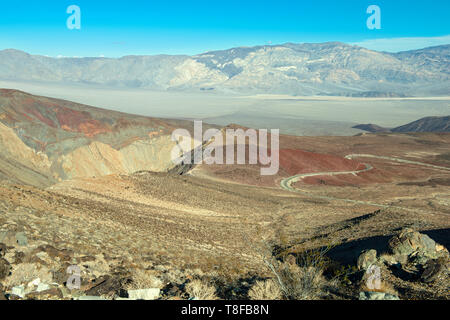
[
  {"left": 280, "top": 163, "right": 373, "bottom": 192},
  {"left": 345, "top": 154, "right": 450, "bottom": 172},
  {"left": 280, "top": 154, "right": 450, "bottom": 212}
]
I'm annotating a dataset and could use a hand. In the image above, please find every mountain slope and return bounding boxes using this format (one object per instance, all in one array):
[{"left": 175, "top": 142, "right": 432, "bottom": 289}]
[
  {"left": 352, "top": 124, "right": 390, "bottom": 133},
  {"left": 0, "top": 89, "right": 201, "bottom": 185},
  {"left": 354, "top": 116, "right": 450, "bottom": 133},
  {"left": 1, "top": 42, "right": 449, "bottom": 96},
  {"left": 392, "top": 116, "right": 450, "bottom": 133}
]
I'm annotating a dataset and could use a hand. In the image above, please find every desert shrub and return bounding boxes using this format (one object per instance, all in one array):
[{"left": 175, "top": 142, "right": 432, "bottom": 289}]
[
  {"left": 125, "top": 268, "right": 163, "bottom": 290},
  {"left": 3, "top": 263, "right": 52, "bottom": 289},
  {"left": 248, "top": 279, "right": 283, "bottom": 300},
  {"left": 261, "top": 244, "right": 339, "bottom": 300},
  {"left": 185, "top": 279, "right": 218, "bottom": 300},
  {"left": 274, "top": 261, "right": 332, "bottom": 300}
]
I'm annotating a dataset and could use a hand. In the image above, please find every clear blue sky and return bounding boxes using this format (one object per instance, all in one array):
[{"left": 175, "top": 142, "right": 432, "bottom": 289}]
[{"left": 0, "top": 0, "right": 449, "bottom": 57}]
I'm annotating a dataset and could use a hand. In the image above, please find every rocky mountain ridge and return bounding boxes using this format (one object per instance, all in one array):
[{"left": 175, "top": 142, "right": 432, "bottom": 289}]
[
  {"left": 354, "top": 116, "right": 450, "bottom": 133},
  {"left": 1, "top": 43, "right": 449, "bottom": 96}
]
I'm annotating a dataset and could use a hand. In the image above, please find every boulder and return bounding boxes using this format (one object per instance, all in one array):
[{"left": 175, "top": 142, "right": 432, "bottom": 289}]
[
  {"left": 0, "top": 284, "right": 7, "bottom": 300},
  {"left": 388, "top": 228, "right": 449, "bottom": 264},
  {"left": 36, "top": 283, "right": 51, "bottom": 292},
  {"left": 11, "top": 285, "right": 26, "bottom": 299},
  {"left": 15, "top": 232, "right": 28, "bottom": 246},
  {"left": 0, "top": 231, "right": 16, "bottom": 246},
  {"left": 0, "top": 243, "right": 6, "bottom": 257},
  {"left": 84, "top": 275, "right": 123, "bottom": 296},
  {"left": 35, "top": 245, "right": 73, "bottom": 262},
  {"left": 357, "top": 249, "right": 378, "bottom": 270},
  {"left": 359, "top": 291, "right": 400, "bottom": 300},
  {"left": 420, "top": 257, "right": 449, "bottom": 283},
  {"left": 27, "top": 288, "right": 64, "bottom": 300},
  {"left": 0, "top": 257, "right": 11, "bottom": 280},
  {"left": 127, "top": 288, "right": 160, "bottom": 300}
]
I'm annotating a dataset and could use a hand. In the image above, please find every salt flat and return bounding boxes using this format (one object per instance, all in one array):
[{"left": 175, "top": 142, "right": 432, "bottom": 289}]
[{"left": 1, "top": 80, "right": 449, "bottom": 135}]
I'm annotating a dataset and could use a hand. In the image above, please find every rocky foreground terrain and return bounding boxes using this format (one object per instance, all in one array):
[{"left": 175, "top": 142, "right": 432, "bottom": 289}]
[
  {"left": 1, "top": 42, "right": 449, "bottom": 96},
  {"left": 0, "top": 90, "right": 449, "bottom": 300}
]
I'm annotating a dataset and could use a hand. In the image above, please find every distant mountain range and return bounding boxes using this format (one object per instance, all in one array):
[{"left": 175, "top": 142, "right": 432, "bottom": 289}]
[
  {"left": 353, "top": 116, "right": 450, "bottom": 133},
  {"left": 1, "top": 42, "right": 449, "bottom": 96}
]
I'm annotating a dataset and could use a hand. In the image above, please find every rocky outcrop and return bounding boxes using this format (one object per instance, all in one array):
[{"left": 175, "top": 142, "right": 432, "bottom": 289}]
[
  {"left": 127, "top": 288, "right": 160, "bottom": 300},
  {"left": 420, "top": 257, "right": 450, "bottom": 283},
  {"left": 359, "top": 291, "right": 400, "bottom": 300},
  {"left": 357, "top": 249, "right": 378, "bottom": 271},
  {"left": 0, "top": 258, "right": 11, "bottom": 280},
  {"left": 0, "top": 122, "right": 53, "bottom": 186},
  {"left": 0, "top": 243, "right": 6, "bottom": 257},
  {"left": 56, "top": 141, "right": 128, "bottom": 179},
  {"left": 357, "top": 228, "right": 449, "bottom": 300},
  {"left": 387, "top": 228, "right": 449, "bottom": 265},
  {"left": 357, "top": 228, "right": 449, "bottom": 286}
]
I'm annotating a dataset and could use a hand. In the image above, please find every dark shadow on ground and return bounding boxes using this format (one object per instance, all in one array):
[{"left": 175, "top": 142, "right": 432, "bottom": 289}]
[{"left": 325, "top": 228, "right": 450, "bottom": 266}]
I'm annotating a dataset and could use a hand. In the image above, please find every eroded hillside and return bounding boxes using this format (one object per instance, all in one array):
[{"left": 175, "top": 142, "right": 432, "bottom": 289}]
[{"left": 0, "top": 89, "right": 206, "bottom": 186}]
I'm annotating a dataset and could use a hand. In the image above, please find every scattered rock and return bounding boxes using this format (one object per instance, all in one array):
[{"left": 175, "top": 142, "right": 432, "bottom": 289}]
[
  {"left": 11, "top": 285, "right": 26, "bottom": 299},
  {"left": 379, "top": 253, "right": 404, "bottom": 266},
  {"left": 78, "top": 255, "right": 96, "bottom": 263},
  {"left": 60, "top": 286, "right": 71, "bottom": 298},
  {"left": 27, "top": 288, "right": 64, "bottom": 300},
  {"left": 285, "top": 255, "right": 297, "bottom": 266},
  {"left": 0, "top": 257, "right": 11, "bottom": 280},
  {"left": 15, "top": 232, "right": 28, "bottom": 246},
  {"left": 35, "top": 245, "right": 73, "bottom": 262},
  {"left": 36, "top": 283, "right": 51, "bottom": 292},
  {"left": 76, "top": 295, "right": 106, "bottom": 300},
  {"left": 420, "top": 257, "right": 449, "bottom": 283},
  {"left": 0, "top": 231, "right": 16, "bottom": 246},
  {"left": 51, "top": 264, "right": 72, "bottom": 286},
  {"left": 0, "top": 243, "right": 6, "bottom": 257},
  {"left": 357, "top": 249, "right": 378, "bottom": 270},
  {"left": 28, "top": 277, "right": 41, "bottom": 288},
  {"left": 14, "top": 251, "right": 25, "bottom": 264},
  {"left": 84, "top": 275, "right": 123, "bottom": 296},
  {"left": 0, "top": 284, "right": 7, "bottom": 300},
  {"left": 359, "top": 291, "right": 400, "bottom": 300},
  {"left": 128, "top": 288, "right": 160, "bottom": 300}
]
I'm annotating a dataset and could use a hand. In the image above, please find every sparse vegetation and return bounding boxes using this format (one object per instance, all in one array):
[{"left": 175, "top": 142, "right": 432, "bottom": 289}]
[
  {"left": 185, "top": 279, "right": 218, "bottom": 300},
  {"left": 261, "top": 245, "right": 339, "bottom": 300},
  {"left": 125, "top": 268, "right": 163, "bottom": 290},
  {"left": 248, "top": 279, "right": 283, "bottom": 300}
]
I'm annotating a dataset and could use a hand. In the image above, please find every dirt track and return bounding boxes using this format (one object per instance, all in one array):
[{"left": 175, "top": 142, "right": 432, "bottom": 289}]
[{"left": 279, "top": 154, "right": 450, "bottom": 213}]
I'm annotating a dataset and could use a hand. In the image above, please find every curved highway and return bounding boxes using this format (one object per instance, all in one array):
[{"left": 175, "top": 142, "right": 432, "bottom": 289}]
[{"left": 280, "top": 154, "right": 449, "bottom": 212}]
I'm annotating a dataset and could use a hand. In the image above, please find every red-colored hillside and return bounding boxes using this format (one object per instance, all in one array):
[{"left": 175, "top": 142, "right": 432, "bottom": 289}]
[{"left": 279, "top": 149, "right": 363, "bottom": 176}]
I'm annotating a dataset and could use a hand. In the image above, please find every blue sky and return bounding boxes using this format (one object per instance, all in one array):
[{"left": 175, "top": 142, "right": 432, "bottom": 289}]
[{"left": 0, "top": 0, "right": 449, "bottom": 57}]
